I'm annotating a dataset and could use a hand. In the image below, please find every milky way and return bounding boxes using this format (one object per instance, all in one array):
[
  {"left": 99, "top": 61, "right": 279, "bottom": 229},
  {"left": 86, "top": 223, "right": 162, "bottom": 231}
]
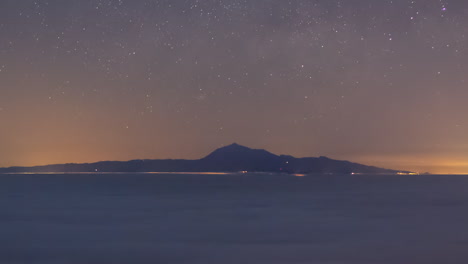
[{"left": 0, "top": 0, "right": 467, "bottom": 173}]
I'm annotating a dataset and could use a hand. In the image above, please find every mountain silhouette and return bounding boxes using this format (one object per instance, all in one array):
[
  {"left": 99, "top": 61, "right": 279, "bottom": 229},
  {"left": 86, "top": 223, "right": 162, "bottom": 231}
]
[
  {"left": 0, "top": 143, "right": 410, "bottom": 174},
  {"left": 200, "top": 143, "right": 283, "bottom": 172}
]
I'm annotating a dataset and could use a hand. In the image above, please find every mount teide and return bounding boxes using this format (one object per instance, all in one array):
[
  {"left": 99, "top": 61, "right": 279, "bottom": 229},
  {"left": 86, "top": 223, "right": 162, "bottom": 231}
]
[{"left": 0, "top": 143, "right": 409, "bottom": 174}]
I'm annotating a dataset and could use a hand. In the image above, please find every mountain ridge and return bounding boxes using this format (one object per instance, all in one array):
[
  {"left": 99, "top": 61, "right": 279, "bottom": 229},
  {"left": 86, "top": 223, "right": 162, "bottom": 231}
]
[{"left": 0, "top": 143, "right": 412, "bottom": 174}]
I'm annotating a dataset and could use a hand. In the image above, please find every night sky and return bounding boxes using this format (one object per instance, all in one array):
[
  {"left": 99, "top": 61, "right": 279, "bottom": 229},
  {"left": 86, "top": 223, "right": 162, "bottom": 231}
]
[{"left": 1, "top": 0, "right": 467, "bottom": 173}]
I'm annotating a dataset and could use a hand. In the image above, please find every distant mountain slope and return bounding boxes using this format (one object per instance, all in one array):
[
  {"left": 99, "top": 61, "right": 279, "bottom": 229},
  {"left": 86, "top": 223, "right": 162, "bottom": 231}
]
[
  {"left": 200, "top": 143, "right": 283, "bottom": 172},
  {"left": 0, "top": 143, "right": 409, "bottom": 174}
]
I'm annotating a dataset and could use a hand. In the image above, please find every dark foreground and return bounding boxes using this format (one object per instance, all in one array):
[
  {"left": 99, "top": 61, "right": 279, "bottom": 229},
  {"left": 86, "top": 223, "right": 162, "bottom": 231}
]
[{"left": 1, "top": 173, "right": 468, "bottom": 264}]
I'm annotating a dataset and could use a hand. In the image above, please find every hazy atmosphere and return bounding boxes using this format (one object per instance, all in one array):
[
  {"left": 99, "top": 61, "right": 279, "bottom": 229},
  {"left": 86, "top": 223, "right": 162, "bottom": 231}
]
[{"left": 1, "top": 0, "right": 467, "bottom": 173}]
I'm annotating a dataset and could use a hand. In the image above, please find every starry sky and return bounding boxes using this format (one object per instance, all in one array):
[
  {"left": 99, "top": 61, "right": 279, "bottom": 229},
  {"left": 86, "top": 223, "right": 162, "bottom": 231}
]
[{"left": 1, "top": 0, "right": 467, "bottom": 173}]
